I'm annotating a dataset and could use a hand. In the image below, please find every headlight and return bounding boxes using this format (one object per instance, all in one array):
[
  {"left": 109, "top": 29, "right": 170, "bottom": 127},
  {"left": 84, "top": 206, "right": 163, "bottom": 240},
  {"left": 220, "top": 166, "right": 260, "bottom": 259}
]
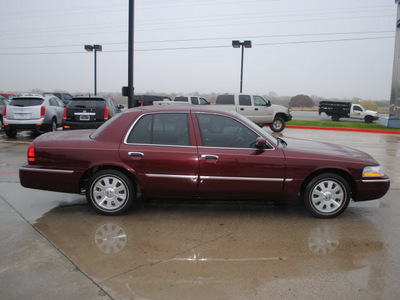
[{"left": 363, "top": 166, "right": 384, "bottom": 177}]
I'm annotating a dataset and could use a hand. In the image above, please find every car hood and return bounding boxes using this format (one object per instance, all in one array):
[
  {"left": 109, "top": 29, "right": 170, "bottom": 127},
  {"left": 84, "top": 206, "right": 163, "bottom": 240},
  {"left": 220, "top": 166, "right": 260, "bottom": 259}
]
[{"left": 281, "top": 137, "right": 377, "bottom": 163}]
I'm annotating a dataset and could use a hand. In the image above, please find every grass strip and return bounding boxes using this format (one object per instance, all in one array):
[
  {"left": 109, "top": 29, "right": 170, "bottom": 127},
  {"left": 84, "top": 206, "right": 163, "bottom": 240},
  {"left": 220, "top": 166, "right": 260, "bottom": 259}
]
[{"left": 287, "top": 120, "right": 400, "bottom": 132}]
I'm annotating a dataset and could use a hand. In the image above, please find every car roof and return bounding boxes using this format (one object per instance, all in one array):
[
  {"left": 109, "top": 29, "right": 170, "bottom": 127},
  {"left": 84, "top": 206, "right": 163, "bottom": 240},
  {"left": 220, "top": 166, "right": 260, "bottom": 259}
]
[
  {"left": 70, "top": 96, "right": 108, "bottom": 100},
  {"left": 125, "top": 104, "right": 239, "bottom": 117}
]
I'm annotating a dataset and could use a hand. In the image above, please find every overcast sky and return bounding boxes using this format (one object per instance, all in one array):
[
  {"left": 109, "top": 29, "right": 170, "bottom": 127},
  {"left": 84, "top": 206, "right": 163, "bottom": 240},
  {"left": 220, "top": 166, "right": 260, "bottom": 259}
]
[{"left": 0, "top": 0, "right": 397, "bottom": 100}]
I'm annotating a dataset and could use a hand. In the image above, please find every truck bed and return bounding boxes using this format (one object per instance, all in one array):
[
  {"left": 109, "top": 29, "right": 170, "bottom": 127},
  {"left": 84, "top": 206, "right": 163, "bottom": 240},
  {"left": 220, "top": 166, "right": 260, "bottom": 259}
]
[{"left": 319, "top": 101, "right": 351, "bottom": 115}]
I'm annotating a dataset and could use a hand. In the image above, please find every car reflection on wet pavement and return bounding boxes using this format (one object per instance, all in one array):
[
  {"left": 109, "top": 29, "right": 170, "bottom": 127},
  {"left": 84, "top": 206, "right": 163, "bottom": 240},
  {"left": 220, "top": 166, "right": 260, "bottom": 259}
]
[{"left": 1, "top": 128, "right": 400, "bottom": 299}]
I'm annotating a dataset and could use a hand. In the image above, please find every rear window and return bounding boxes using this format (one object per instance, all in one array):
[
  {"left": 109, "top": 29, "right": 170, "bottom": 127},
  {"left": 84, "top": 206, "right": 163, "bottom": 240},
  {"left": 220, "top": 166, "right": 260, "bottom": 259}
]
[
  {"left": 216, "top": 95, "right": 234, "bottom": 105},
  {"left": 174, "top": 97, "right": 189, "bottom": 102},
  {"left": 9, "top": 98, "right": 44, "bottom": 106},
  {"left": 68, "top": 99, "right": 106, "bottom": 109}
]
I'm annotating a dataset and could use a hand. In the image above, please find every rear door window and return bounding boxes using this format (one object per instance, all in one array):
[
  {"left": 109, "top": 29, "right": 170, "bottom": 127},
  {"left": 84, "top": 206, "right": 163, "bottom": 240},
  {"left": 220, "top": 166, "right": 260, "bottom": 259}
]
[{"left": 127, "top": 113, "right": 190, "bottom": 146}]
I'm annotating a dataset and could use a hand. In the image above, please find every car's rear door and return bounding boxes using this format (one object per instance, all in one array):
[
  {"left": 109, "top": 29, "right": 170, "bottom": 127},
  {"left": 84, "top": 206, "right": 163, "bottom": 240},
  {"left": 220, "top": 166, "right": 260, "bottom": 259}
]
[
  {"left": 194, "top": 112, "right": 285, "bottom": 199},
  {"left": 119, "top": 112, "right": 199, "bottom": 197}
]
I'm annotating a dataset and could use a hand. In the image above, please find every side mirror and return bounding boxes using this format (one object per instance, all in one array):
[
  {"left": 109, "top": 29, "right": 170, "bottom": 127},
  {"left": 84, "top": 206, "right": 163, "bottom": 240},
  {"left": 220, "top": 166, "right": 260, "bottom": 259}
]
[
  {"left": 266, "top": 100, "right": 271, "bottom": 107},
  {"left": 255, "top": 137, "right": 267, "bottom": 149}
]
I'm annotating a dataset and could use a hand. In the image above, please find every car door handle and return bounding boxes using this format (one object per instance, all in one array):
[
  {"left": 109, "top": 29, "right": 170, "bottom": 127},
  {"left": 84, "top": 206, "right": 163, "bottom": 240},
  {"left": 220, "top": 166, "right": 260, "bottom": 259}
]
[
  {"left": 201, "top": 154, "right": 219, "bottom": 160},
  {"left": 255, "top": 108, "right": 258, "bottom": 111},
  {"left": 128, "top": 152, "right": 144, "bottom": 157},
  {"left": 240, "top": 108, "right": 244, "bottom": 111}
]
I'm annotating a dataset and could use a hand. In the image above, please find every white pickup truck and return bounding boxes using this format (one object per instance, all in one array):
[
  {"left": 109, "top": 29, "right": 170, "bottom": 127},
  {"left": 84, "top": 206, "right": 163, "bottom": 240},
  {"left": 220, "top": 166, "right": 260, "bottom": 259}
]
[
  {"left": 214, "top": 94, "right": 292, "bottom": 132},
  {"left": 318, "top": 101, "right": 379, "bottom": 123}
]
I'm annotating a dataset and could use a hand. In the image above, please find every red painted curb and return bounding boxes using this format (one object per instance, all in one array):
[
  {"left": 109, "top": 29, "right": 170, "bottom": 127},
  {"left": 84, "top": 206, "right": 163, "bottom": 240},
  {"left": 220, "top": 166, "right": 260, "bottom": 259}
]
[{"left": 285, "top": 125, "right": 400, "bottom": 134}]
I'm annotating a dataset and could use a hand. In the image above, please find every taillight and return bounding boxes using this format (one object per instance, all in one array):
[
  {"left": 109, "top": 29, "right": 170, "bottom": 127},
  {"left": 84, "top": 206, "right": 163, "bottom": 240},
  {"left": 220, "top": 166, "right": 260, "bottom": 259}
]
[
  {"left": 3, "top": 106, "right": 6, "bottom": 118},
  {"left": 104, "top": 107, "right": 109, "bottom": 120},
  {"left": 63, "top": 107, "right": 67, "bottom": 120},
  {"left": 27, "top": 142, "right": 35, "bottom": 163},
  {"left": 40, "top": 106, "right": 45, "bottom": 118}
]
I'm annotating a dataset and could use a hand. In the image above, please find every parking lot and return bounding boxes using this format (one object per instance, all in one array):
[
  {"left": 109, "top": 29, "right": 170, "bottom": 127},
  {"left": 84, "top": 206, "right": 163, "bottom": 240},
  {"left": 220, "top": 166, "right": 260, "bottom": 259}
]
[{"left": 1, "top": 127, "right": 400, "bottom": 299}]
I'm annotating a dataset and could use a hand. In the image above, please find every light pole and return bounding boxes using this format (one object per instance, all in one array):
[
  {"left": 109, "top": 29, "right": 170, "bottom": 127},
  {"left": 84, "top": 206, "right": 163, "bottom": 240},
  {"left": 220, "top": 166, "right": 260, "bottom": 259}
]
[
  {"left": 232, "top": 40, "right": 252, "bottom": 93},
  {"left": 84, "top": 44, "right": 102, "bottom": 96}
]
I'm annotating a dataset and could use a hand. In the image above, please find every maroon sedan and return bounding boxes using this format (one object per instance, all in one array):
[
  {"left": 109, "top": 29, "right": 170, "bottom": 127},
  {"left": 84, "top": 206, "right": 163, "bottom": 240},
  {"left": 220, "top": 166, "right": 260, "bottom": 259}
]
[{"left": 19, "top": 106, "right": 390, "bottom": 218}]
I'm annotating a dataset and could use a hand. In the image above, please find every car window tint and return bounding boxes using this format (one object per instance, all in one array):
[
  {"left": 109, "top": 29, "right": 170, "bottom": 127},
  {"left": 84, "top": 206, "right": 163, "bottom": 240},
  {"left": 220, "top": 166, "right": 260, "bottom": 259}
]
[
  {"left": 191, "top": 97, "right": 199, "bottom": 104},
  {"left": 9, "top": 98, "right": 44, "bottom": 106},
  {"left": 174, "top": 97, "right": 189, "bottom": 102},
  {"left": 239, "top": 95, "right": 251, "bottom": 106},
  {"left": 216, "top": 95, "right": 235, "bottom": 104},
  {"left": 197, "top": 114, "right": 258, "bottom": 148},
  {"left": 127, "top": 113, "right": 190, "bottom": 146},
  {"left": 68, "top": 100, "right": 106, "bottom": 109}
]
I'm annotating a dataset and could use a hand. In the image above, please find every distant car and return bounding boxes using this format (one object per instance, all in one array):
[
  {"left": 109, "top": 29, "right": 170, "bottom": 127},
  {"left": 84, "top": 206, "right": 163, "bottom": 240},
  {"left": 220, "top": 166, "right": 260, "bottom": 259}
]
[
  {"left": 3, "top": 95, "right": 64, "bottom": 137},
  {"left": 0, "top": 93, "right": 16, "bottom": 100},
  {"left": 133, "top": 95, "right": 172, "bottom": 107},
  {"left": 20, "top": 105, "right": 390, "bottom": 218},
  {"left": 0, "top": 96, "right": 10, "bottom": 131},
  {"left": 174, "top": 95, "right": 210, "bottom": 105},
  {"left": 43, "top": 92, "right": 74, "bottom": 105},
  {"left": 62, "top": 96, "right": 123, "bottom": 130}
]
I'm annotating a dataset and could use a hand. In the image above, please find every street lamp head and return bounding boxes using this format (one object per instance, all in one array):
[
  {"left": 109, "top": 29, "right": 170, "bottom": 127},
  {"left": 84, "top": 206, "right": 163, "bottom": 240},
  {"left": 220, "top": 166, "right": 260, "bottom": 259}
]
[
  {"left": 84, "top": 45, "right": 94, "bottom": 52},
  {"left": 93, "top": 45, "right": 103, "bottom": 51},
  {"left": 232, "top": 40, "right": 241, "bottom": 48},
  {"left": 243, "top": 40, "right": 252, "bottom": 48}
]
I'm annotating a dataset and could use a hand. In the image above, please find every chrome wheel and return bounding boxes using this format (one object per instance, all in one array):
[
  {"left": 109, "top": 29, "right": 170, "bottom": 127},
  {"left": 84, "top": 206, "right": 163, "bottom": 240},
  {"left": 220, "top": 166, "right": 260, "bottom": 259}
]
[
  {"left": 311, "top": 180, "right": 345, "bottom": 213},
  {"left": 269, "top": 117, "right": 285, "bottom": 132},
  {"left": 304, "top": 173, "right": 350, "bottom": 218},
  {"left": 87, "top": 170, "right": 134, "bottom": 215}
]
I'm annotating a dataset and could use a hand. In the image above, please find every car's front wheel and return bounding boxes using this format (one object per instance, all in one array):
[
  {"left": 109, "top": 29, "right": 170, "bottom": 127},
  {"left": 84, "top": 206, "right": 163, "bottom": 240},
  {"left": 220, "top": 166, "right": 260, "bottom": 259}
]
[
  {"left": 269, "top": 117, "right": 286, "bottom": 132},
  {"left": 303, "top": 173, "right": 351, "bottom": 218},
  {"left": 86, "top": 170, "right": 134, "bottom": 215}
]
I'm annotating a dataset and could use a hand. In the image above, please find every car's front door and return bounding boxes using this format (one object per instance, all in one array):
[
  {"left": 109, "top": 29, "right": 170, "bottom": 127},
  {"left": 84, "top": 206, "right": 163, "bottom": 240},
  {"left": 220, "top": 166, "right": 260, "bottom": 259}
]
[
  {"left": 194, "top": 113, "right": 285, "bottom": 199},
  {"left": 119, "top": 112, "right": 199, "bottom": 197}
]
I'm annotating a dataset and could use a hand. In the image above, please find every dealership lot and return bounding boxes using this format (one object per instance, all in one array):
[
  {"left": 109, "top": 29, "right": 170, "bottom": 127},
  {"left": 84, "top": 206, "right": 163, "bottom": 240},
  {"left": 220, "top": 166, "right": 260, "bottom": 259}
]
[{"left": 1, "top": 128, "right": 399, "bottom": 299}]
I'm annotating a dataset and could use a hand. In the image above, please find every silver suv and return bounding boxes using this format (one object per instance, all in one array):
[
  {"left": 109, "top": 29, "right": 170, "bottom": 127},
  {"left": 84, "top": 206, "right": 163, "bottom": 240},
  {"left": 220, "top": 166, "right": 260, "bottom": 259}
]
[{"left": 3, "top": 95, "right": 65, "bottom": 137}]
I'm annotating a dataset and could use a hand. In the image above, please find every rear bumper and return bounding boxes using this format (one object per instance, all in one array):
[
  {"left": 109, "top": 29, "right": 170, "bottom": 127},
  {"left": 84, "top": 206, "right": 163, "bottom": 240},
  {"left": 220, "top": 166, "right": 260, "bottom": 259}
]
[
  {"left": 19, "top": 164, "right": 84, "bottom": 194},
  {"left": 4, "top": 122, "right": 49, "bottom": 131},
  {"left": 63, "top": 121, "right": 105, "bottom": 130}
]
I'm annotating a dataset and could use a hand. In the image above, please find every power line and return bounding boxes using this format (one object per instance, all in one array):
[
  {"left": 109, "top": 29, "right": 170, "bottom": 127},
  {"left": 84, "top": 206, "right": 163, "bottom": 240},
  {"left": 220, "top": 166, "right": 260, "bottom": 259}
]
[{"left": 0, "top": 35, "right": 393, "bottom": 56}]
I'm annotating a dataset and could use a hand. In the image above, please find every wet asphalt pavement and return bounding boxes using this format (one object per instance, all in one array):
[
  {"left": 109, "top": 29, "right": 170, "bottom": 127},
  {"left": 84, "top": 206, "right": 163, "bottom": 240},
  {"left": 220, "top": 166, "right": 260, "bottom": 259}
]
[{"left": 0, "top": 127, "right": 399, "bottom": 300}]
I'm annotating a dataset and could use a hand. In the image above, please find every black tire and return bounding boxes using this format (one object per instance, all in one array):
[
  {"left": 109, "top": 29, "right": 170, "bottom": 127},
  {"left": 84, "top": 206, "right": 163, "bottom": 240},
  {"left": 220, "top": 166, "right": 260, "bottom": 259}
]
[
  {"left": 86, "top": 169, "right": 134, "bottom": 215},
  {"left": 0, "top": 117, "right": 3, "bottom": 132},
  {"left": 48, "top": 119, "right": 57, "bottom": 132},
  {"left": 331, "top": 115, "right": 340, "bottom": 122},
  {"left": 364, "top": 115, "right": 373, "bottom": 124},
  {"left": 303, "top": 173, "right": 351, "bottom": 218},
  {"left": 269, "top": 117, "right": 286, "bottom": 132},
  {"left": 4, "top": 127, "right": 17, "bottom": 138}
]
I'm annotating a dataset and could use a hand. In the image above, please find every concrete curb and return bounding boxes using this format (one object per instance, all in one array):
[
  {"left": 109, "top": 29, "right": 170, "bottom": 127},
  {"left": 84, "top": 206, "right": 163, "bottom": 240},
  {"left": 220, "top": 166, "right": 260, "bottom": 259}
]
[{"left": 286, "top": 125, "right": 400, "bottom": 134}]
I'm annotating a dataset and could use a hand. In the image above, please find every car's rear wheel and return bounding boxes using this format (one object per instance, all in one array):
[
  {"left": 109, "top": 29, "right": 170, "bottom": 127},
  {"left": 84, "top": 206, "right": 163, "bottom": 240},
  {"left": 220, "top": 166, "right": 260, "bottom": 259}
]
[
  {"left": 269, "top": 117, "right": 285, "bottom": 132},
  {"left": 49, "top": 119, "right": 57, "bottom": 132},
  {"left": 86, "top": 170, "right": 134, "bottom": 215},
  {"left": 4, "top": 127, "right": 17, "bottom": 138},
  {"left": 331, "top": 115, "right": 340, "bottom": 121},
  {"left": 303, "top": 173, "right": 351, "bottom": 218}
]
